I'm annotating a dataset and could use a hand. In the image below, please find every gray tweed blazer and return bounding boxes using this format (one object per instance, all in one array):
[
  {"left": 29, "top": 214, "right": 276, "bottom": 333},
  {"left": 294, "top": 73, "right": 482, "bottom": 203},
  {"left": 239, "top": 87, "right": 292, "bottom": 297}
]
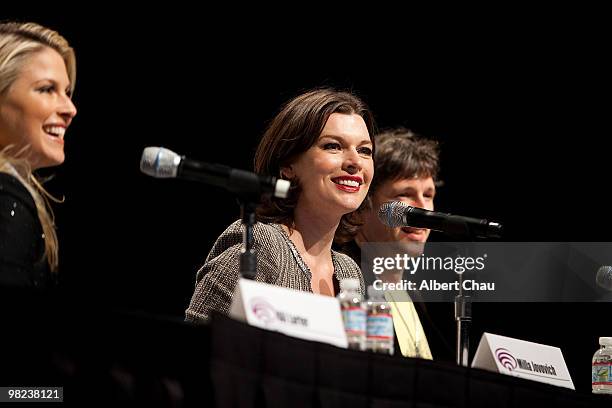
[{"left": 186, "top": 220, "right": 364, "bottom": 323}]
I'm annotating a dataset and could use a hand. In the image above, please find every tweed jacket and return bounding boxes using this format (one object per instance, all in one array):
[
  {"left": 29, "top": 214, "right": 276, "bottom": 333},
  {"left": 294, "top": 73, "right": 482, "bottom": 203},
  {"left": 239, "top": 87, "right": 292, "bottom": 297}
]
[{"left": 186, "top": 220, "right": 365, "bottom": 323}]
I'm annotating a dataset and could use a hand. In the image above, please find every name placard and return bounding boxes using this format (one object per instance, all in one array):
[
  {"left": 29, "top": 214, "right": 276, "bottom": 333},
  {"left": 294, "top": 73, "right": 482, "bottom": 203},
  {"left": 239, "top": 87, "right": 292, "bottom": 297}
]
[
  {"left": 472, "top": 332, "right": 574, "bottom": 389},
  {"left": 229, "top": 278, "right": 348, "bottom": 348}
]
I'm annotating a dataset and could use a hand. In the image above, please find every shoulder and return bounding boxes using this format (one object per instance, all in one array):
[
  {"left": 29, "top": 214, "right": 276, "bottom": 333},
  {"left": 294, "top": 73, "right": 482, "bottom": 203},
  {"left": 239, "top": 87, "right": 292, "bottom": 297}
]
[
  {"left": 332, "top": 249, "right": 365, "bottom": 295},
  {"left": 215, "top": 219, "right": 284, "bottom": 245},
  {"left": 206, "top": 220, "right": 286, "bottom": 261},
  {"left": 218, "top": 219, "right": 283, "bottom": 241},
  {"left": 0, "top": 172, "right": 37, "bottom": 218},
  {"left": 0, "top": 171, "right": 27, "bottom": 192},
  {"left": 332, "top": 249, "right": 361, "bottom": 276},
  {"left": 0, "top": 172, "right": 36, "bottom": 211}
]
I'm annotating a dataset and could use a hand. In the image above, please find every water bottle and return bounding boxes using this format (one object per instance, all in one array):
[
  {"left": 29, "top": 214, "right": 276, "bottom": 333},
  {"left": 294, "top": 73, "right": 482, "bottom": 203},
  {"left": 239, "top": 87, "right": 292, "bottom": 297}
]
[
  {"left": 337, "top": 278, "right": 366, "bottom": 350},
  {"left": 366, "top": 286, "right": 394, "bottom": 355},
  {"left": 592, "top": 337, "right": 612, "bottom": 394}
]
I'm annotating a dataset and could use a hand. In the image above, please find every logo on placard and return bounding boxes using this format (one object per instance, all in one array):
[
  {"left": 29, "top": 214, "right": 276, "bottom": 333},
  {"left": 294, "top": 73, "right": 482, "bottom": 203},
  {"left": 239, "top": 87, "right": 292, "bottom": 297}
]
[
  {"left": 495, "top": 348, "right": 518, "bottom": 371},
  {"left": 250, "top": 298, "right": 277, "bottom": 325},
  {"left": 248, "top": 297, "right": 309, "bottom": 327}
]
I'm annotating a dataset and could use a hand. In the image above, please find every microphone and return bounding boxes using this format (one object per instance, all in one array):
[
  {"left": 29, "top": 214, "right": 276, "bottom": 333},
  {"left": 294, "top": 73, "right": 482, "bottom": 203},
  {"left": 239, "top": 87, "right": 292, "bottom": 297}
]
[
  {"left": 596, "top": 266, "right": 612, "bottom": 291},
  {"left": 140, "top": 147, "right": 291, "bottom": 199},
  {"left": 378, "top": 201, "right": 503, "bottom": 239}
]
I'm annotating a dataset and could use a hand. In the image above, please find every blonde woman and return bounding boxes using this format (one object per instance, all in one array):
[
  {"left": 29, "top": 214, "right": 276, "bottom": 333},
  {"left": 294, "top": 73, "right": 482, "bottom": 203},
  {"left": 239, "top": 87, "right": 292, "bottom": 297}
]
[{"left": 0, "top": 22, "right": 77, "bottom": 287}]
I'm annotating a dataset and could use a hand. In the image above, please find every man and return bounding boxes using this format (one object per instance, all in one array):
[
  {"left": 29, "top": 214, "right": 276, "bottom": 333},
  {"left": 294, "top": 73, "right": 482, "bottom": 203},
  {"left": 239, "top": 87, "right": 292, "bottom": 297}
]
[{"left": 341, "top": 128, "right": 453, "bottom": 361}]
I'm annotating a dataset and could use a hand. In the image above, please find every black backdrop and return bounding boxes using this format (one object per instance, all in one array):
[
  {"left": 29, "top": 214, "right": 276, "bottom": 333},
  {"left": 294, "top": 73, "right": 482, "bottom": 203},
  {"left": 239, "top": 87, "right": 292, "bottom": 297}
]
[{"left": 3, "top": 8, "right": 610, "bottom": 393}]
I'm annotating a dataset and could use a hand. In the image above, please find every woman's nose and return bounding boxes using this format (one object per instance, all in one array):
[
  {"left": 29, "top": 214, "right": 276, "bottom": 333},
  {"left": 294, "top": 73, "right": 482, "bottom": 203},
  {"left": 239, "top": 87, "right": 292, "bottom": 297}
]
[
  {"left": 58, "top": 95, "right": 77, "bottom": 122},
  {"left": 342, "top": 149, "right": 362, "bottom": 174}
]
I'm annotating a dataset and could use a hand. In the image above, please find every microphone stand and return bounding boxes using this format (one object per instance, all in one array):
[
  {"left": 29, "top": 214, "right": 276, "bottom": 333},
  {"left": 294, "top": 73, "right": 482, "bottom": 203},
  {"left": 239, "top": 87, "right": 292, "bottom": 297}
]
[
  {"left": 239, "top": 200, "right": 258, "bottom": 279},
  {"left": 455, "top": 273, "right": 471, "bottom": 366},
  {"left": 237, "top": 185, "right": 289, "bottom": 279},
  {"left": 452, "top": 222, "right": 473, "bottom": 367}
]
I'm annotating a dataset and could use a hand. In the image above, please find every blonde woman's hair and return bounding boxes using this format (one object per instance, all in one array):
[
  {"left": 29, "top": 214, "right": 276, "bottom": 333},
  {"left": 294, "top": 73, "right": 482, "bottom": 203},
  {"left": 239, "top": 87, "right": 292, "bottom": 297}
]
[
  {"left": 0, "top": 22, "right": 76, "bottom": 95},
  {"left": 0, "top": 22, "right": 77, "bottom": 272}
]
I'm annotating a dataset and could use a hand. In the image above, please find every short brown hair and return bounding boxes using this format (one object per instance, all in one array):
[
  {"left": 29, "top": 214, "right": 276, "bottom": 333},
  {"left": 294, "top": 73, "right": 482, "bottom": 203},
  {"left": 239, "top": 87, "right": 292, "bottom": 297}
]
[
  {"left": 254, "top": 88, "right": 376, "bottom": 243},
  {"left": 370, "top": 127, "right": 440, "bottom": 193}
]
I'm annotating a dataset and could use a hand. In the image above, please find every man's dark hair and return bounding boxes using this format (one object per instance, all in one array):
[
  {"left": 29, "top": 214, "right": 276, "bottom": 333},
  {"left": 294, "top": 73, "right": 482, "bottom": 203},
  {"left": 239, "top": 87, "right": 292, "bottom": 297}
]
[{"left": 370, "top": 127, "right": 440, "bottom": 193}]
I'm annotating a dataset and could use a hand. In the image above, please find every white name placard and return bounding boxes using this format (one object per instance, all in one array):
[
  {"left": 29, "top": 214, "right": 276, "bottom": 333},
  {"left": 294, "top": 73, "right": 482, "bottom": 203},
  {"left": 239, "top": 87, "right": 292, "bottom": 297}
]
[
  {"left": 472, "top": 332, "right": 574, "bottom": 389},
  {"left": 229, "top": 278, "right": 348, "bottom": 348}
]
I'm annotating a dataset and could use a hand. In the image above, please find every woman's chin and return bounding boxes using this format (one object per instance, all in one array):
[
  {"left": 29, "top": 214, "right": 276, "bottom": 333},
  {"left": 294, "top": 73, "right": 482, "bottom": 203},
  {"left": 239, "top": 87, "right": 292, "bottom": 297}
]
[{"left": 338, "top": 201, "right": 363, "bottom": 215}]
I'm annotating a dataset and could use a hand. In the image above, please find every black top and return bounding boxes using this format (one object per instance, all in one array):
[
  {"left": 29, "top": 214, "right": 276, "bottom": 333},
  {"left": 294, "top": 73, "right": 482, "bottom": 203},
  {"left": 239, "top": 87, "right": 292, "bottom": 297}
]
[{"left": 0, "top": 172, "right": 53, "bottom": 288}]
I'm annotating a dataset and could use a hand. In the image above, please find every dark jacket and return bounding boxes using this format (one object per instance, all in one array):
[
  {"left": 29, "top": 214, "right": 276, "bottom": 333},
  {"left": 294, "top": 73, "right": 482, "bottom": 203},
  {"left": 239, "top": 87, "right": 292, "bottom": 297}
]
[{"left": 0, "top": 172, "right": 52, "bottom": 288}]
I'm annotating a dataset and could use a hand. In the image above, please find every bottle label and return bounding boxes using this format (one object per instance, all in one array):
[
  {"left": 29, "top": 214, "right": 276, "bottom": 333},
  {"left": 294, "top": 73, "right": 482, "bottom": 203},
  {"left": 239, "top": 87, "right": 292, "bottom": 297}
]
[
  {"left": 342, "top": 306, "right": 366, "bottom": 335},
  {"left": 592, "top": 361, "right": 612, "bottom": 386},
  {"left": 367, "top": 313, "right": 394, "bottom": 340}
]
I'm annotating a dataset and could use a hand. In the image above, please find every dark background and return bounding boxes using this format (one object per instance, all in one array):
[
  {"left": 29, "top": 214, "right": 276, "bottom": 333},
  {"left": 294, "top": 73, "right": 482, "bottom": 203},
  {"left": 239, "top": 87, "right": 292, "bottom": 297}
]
[{"left": 4, "top": 8, "right": 610, "bottom": 393}]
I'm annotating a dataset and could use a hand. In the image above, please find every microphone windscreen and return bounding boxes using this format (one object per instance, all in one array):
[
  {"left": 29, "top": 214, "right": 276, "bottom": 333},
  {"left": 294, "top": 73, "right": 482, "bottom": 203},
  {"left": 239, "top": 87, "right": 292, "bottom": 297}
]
[
  {"left": 378, "top": 201, "right": 409, "bottom": 228},
  {"left": 596, "top": 265, "right": 612, "bottom": 291},
  {"left": 140, "top": 147, "right": 181, "bottom": 178}
]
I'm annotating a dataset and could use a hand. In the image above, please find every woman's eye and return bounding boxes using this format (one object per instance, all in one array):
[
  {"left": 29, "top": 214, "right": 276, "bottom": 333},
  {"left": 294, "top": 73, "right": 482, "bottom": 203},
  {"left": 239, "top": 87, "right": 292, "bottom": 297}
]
[
  {"left": 37, "top": 85, "right": 55, "bottom": 94},
  {"left": 358, "top": 147, "right": 373, "bottom": 156},
  {"left": 323, "top": 143, "right": 341, "bottom": 150}
]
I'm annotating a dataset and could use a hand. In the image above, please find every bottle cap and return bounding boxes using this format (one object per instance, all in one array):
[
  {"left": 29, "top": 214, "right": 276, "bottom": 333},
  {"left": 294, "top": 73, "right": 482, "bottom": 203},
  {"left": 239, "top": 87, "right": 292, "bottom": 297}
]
[
  {"left": 599, "top": 337, "right": 612, "bottom": 346},
  {"left": 339, "top": 278, "right": 360, "bottom": 291}
]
